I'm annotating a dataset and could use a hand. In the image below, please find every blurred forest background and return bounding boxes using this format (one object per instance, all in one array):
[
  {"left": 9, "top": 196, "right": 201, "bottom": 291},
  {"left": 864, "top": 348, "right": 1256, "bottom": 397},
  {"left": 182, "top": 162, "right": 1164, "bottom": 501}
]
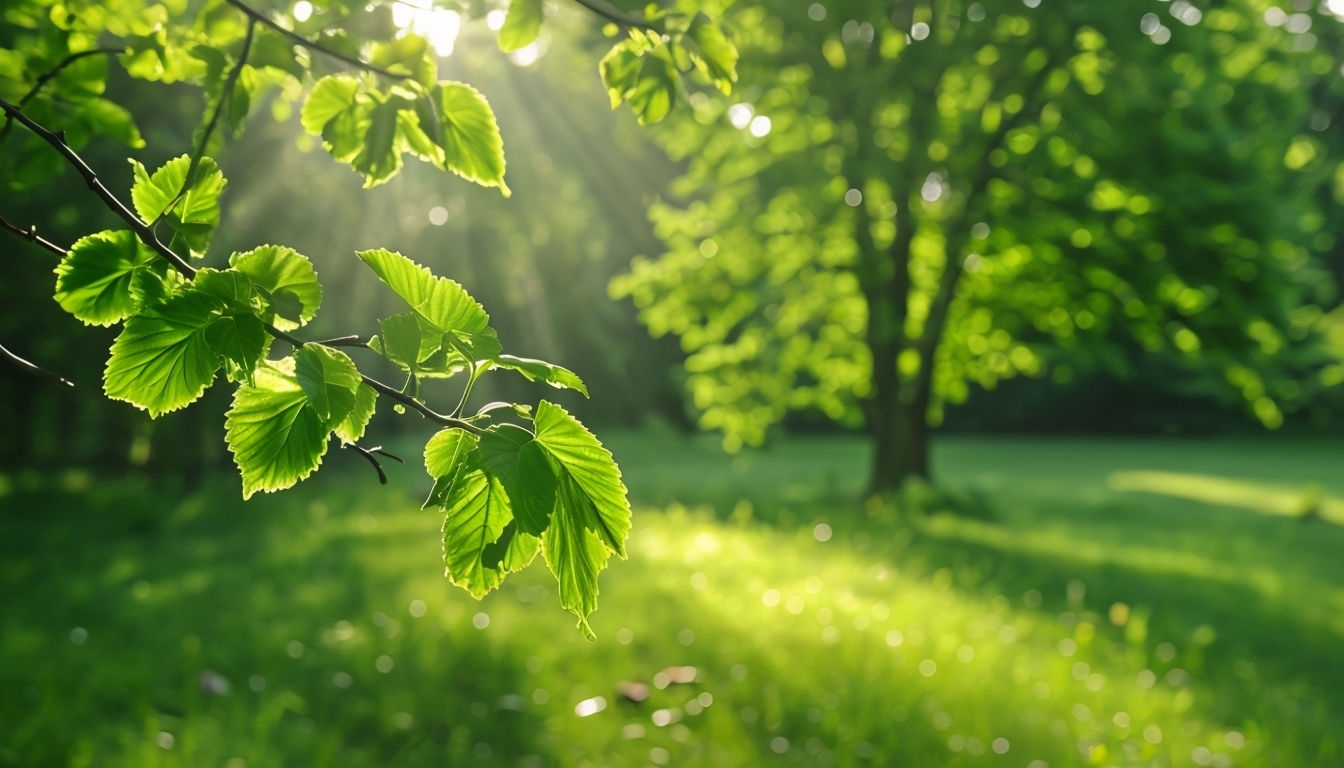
[
  {"left": 3, "top": 0, "right": 1344, "bottom": 766},
  {"left": 3, "top": 0, "right": 1342, "bottom": 475}
]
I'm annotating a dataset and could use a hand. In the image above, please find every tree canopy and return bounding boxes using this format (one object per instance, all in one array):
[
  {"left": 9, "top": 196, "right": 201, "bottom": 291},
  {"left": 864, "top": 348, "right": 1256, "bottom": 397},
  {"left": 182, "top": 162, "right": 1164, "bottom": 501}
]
[{"left": 613, "top": 0, "right": 1344, "bottom": 491}]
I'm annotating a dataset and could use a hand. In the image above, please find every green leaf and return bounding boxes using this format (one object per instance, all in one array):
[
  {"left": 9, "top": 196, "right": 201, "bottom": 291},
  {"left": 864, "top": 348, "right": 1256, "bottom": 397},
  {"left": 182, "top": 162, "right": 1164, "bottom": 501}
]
[
  {"left": 437, "top": 460, "right": 516, "bottom": 597},
  {"left": 54, "top": 229, "right": 166, "bottom": 326},
  {"left": 478, "top": 424, "right": 557, "bottom": 535},
  {"left": 370, "top": 311, "right": 423, "bottom": 372},
  {"left": 421, "top": 82, "right": 510, "bottom": 196},
  {"left": 600, "top": 38, "right": 679, "bottom": 125},
  {"left": 532, "top": 401, "right": 631, "bottom": 637},
  {"left": 104, "top": 289, "right": 222, "bottom": 416},
  {"left": 541, "top": 490, "right": 609, "bottom": 639},
  {"left": 353, "top": 97, "right": 403, "bottom": 188},
  {"left": 334, "top": 382, "right": 377, "bottom": 444},
  {"left": 499, "top": 0, "right": 543, "bottom": 52},
  {"left": 225, "top": 358, "right": 331, "bottom": 499},
  {"left": 104, "top": 268, "right": 268, "bottom": 414},
  {"left": 300, "top": 74, "right": 360, "bottom": 135},
  {"left": 685, "top": 13, "right": 738, "bottom": 94},
  {"left": 424, "top": 426, "right": 479, "bottom": 507},
  {"left": 533, "top": 401, "right": 631, "bottom": 556},
  {"left": 228, "top": 245, "right": 322, "bottom": 331},
  {"left": 487, "top": 354, "right": 588, "bottom": 396},
  {"left": 424, "top": 427, "right": 540, "bottom": 595},
  {"left": 205, "top": 311, "right": 269, "bottom": 383},
  {"left": 356, "top": 249, "right": 502, "bottom": 364},
  {"left": 294, "top": 345, "right": 361, "bottom": 422},
  {"left": 128, "top": 155, "right": 227, "bottom": 255}
]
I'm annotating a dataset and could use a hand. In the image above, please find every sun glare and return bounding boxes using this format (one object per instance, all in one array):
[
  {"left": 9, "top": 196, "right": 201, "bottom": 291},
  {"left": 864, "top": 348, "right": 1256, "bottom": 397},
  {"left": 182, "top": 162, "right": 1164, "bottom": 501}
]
[{"left": 392, "top": 2, "right": 462, "bottom": 57}]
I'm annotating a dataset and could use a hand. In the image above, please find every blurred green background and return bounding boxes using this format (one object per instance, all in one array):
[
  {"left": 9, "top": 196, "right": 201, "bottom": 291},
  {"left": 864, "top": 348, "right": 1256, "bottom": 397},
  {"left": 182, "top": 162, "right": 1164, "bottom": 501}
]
[{"left": 3, "top": 0, "right": 1344, "bottom": 765}]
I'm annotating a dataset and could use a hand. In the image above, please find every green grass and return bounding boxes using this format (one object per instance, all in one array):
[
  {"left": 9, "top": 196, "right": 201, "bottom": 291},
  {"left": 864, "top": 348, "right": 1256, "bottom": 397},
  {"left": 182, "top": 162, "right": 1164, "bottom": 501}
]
[{"left": 2, "top": 434, "right": 1342, "bottom": 767}]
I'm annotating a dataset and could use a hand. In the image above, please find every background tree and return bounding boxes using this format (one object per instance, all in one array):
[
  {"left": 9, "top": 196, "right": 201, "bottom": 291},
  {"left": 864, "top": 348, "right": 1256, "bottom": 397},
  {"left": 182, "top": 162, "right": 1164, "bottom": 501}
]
[{"left": 613, "top": 0, "right": 1344, "bottom": 493}]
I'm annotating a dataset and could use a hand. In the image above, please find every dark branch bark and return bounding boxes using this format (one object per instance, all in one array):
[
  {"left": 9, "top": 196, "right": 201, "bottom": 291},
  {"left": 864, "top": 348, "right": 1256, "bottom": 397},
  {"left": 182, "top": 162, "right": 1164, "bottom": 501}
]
[
  {"left": 0, "top": 342, "right": 75, "bottom": 388},
  {"left": 225, "top": 0, "right": 405, "bottom": 79},
  {"left": 0, "top": 96, "right": 197, "bottom": 277}
]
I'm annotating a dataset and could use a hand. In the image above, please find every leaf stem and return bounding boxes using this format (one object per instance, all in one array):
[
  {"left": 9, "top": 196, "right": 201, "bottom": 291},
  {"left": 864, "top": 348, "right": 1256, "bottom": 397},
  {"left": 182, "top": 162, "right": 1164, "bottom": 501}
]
[
  {"left": 263, "top": 323, "right": 480, "bottom": 433},
  {"left": 0, "top": 96, "right": 197, "bottom": 278},
  {"left": 225, "top": 0, "right": 406, "bottom": 80}
]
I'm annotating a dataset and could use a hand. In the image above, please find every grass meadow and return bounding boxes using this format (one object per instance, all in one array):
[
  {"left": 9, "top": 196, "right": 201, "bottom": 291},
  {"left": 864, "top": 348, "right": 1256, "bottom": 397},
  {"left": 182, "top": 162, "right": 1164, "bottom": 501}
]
[{"left": 1, "top": 434, "right": 1341, "bottom": 767}]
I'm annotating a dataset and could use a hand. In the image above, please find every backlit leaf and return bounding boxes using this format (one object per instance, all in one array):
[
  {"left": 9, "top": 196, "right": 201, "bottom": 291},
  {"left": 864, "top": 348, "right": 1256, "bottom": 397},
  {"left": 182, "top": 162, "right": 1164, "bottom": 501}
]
[
  {"left": 128, "top": 155, "right": 226, "bottom": 255},
  {"left": 295, "top": 344, "right": 361, "bottom": 422},
  {"left": 300, "top": 74, "right": 360, "bottom": 135},
  {"left": 487, "top": 354, "right": 588, "bottom": 396},
  {"left": 225, "top": 358, "right": 330, "bottom": 499},
  {"left": 334, "top": 382, "right": 377, "bottom": 444},
  {"left": 54, "top": 229, "right": 166, "bottom": 326},
  {"left": 478, "top": 423, "right": 557, "bottom": 534},
  {"left": 533, "top": 401, "right": 631, "bottom": 556},
  {"left": 422, "top": 82, "right": 509, "bottom": 196},
  {"left": 228, "top": 245, "right": 322, "bottom": 331},
  {"left": 499, "top": 0, "right": 543, "bottom": 52},
  {"left": 424, "top": 427, "right": 479, "bottom": 507},
  {"left": 541, "top": 486, "right": 609, "bottom": 639},
  {"left": 104, "top": 289, "right": 222, "bottom": 416},
  {"left": 357, "top": 248, "right": 501, "bottom": 364}
]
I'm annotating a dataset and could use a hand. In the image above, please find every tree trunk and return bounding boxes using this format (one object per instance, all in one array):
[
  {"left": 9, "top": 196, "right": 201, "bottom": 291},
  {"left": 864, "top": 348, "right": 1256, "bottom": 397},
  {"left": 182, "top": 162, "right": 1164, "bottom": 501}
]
[{"left": 866, "top": 346, "right": 932, "bottom": 496}]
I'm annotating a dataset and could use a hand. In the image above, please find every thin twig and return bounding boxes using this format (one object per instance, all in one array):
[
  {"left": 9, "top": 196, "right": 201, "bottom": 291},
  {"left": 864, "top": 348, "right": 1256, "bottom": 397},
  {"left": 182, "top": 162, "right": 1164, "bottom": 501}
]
[
  {"left": 313, "top": 334, "right": 366, "bottom": 347},
  {"left": 342, "top": 441, "right": 391, "bottom": 483},
  {"left": 0, "top": 96, "right": 197, "bottom": 278},
  {"left": 0, "top": 47, "right": 127, "bottom": 139},
  {"left": 155, "top": 19, "right": 258, "bottom": 229},
  {"left": 224, "top": 0, "right": 405, "bottom": 79},
  {"left": 0, "top": 215, "right": 67, "bottom": 258},
  {"left": 569, "top": 0, "right": 660, "bottom": 31},
  {"left": 0, "top": 342, "right": 75, "bottom": 388}
]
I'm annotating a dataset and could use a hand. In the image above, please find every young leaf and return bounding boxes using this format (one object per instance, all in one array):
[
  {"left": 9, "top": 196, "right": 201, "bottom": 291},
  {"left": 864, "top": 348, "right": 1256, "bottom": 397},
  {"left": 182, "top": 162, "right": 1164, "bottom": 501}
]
[
  {"left": 353, "top": 97, "right": 404, "bottom": 188},
  {"left": 128, "top": 155, "right": 227, "bottom": 255},
  {"left": 54, "top": 229, "right": 166, "bottom": 326},
  {"left": 533, "top": 401, "right": 631, "bottom": 556},
  {"left": 685, "top": 13, "right": 738, "bottom": 94},
  {"left": 356, "top": 249, "right": 502, "bottom": 364},
  {"left": 334, "top": 382, "right": 377, "bottom": 444},
  {"left": 424, "top": 426, "right": 479, "bottom": 507},
  {"left": 541, "top": 489, "right": 610, "bottom": 640},
  {"left": 228, "top": 245, "right": 322, "bottom": 331},
  {"left": 225, "top": 358, "right": 331, "bottom": 499},
  {"left": 104, "top": 289, "right": 224, "bottom": 416},
  {"left": 370, "top": 311, "right": 423, "bottom": 372},
  {"left": 477, "top": 423, "right": 557, "bottom": 535},
  {"left": 421, "top": 82, "right": 509, "bottom": 196},
  {"left": 437, "top": 460, "right": 518, "bottom": 598},
  {"left": 294, "top": 344, "right": 362, "bottom": 422},
  {"left": 486, "top": 354, "right": 588, "bottom": 396},
  {"left": 600, "top": 38, "right": 679, "bottom": 125},
  {"left": 498, "top": 0, "right": 543, "bottom": 52},
  {"left": 299, "top": 74, "right": 360, "bottom": 136}
]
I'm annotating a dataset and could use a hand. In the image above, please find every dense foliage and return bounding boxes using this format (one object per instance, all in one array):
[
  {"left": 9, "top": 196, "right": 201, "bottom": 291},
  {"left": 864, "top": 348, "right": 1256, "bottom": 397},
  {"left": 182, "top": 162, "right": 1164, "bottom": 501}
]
[
  {"left": 0, "top": 0, "right": 736, "bottom": 634},
  {"left": 614, "top": 0, "right": 1344, "bottom": 490}
]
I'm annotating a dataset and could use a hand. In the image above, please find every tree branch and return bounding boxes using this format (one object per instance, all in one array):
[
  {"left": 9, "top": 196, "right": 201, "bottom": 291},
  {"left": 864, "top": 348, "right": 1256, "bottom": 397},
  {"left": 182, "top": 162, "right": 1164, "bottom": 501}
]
[
  {"left": 0, "top": 215, "right": 67, "bottom": 258},
  {"left": 569, "top": 0, "right": 660, "bottom": 32},
  {"left": 341, "top": 441, "right": 403, "bottom": 484},
  {"left": 224, "top": 0, "right": 406, "bottom": 79},
  {"left": 0, "top": 96, "right": 197, "bottom": 278},
  {"left": 0, "top": 342, "right": 75, "bottom": 388},
  {"left": 156, "top": 19, "right": 258, "bottom": 229}
]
